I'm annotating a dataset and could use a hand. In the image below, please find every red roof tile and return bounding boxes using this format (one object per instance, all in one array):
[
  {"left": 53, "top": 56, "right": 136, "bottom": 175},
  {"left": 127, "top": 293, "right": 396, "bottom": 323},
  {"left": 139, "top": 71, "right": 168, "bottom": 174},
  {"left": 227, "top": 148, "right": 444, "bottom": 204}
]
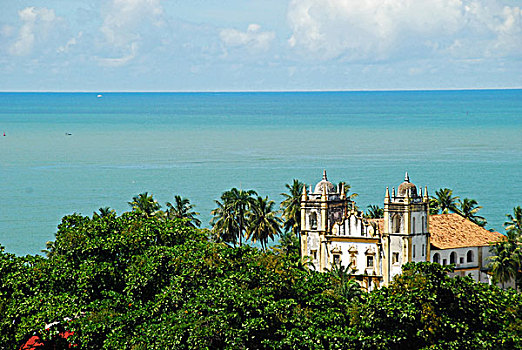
[
  {"left": 369, "top": 213, "right": 505, "bottom": 249},
  {"left": 429, "top": 213, "right": 505, "bottom": 249}
]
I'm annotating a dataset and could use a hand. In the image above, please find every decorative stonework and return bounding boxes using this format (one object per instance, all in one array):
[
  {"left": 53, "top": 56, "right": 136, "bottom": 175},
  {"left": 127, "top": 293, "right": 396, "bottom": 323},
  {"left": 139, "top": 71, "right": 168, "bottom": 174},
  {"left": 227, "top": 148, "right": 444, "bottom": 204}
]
[{"left": 300, "top": 171, "right": 434, "bottom": 290}]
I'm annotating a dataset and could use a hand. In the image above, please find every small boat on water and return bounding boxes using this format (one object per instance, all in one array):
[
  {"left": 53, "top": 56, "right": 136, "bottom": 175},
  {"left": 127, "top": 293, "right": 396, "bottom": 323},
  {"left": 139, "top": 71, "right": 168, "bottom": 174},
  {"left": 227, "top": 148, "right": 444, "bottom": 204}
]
[{"left": 97, "top": 94, "right": 103, "bottom": 98}]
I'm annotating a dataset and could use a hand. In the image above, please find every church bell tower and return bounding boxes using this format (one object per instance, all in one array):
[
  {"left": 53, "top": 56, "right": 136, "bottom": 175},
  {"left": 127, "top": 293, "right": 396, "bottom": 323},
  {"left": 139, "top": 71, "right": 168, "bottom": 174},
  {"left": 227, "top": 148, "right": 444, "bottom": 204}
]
[
  {"left": 382, "top": 173, "right": 430, "bottom": 285},
  {"left": 300, "top": 170, "right": 349, "bottom": 271}
]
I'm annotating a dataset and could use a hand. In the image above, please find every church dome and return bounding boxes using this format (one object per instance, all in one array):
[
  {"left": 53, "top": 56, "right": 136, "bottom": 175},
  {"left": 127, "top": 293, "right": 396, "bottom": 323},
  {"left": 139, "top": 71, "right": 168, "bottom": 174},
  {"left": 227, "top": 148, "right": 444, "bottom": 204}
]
[
  {"left": 314, "top": 170, "right": 335, "bottom": 194},
  {"left": 398, "top": 172, "right": 418, "bottom": 197}
]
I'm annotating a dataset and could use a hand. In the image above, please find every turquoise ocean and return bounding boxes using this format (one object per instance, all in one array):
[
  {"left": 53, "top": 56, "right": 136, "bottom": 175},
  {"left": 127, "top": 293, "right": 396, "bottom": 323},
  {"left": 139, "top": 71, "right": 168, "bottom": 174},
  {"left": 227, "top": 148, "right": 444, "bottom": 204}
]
[{"left": 1, "top": 90, "right": 521, "bottom": 256}]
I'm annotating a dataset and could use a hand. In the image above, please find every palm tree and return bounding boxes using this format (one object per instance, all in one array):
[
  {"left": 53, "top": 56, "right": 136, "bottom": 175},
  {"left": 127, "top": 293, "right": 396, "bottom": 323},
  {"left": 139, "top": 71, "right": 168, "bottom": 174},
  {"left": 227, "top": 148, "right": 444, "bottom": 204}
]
[
  {"left": 365, "top": 204, "right": 384, "bottom": 219},
  {"left": 128, "top": 192, "right": 162, "bottom": 217},
  {"left": 210, "top": 198, "right": 239, "bottom": 245},
  {"left": 328, "top": 262, "right": 361, "bottom": 300},
  {"left": 458, "top": 198, "right": 487, "bottom": 227},
  {"left": 430, "top": 188, "right": 460, "bottom": 214},
  {"left": 280, "top": 179, "right": 304, "bottom": 236},
  {"left": 247, "top": 196, "right": 282, "bottom": 250},
  {"left": 505, "top": 206, "right": 522, "bottom": 235},
  {"left": 210, "top": 188, "right": 257, "bottom": 247},
  {"left": 165, "top": 195, "right": 201, "bottom": 227},
  {"left": 225, "top": 188, "right": 257, "bottom": 246},
  {"left": 272, "top": 231, "right": 300, "bottom": 258},
  {"left": 489, "top": 235, "right": 520, "bottom": 290},
  {"left": 501, "top": 207, "right": 522, "bottom": 290},
  {"left": 93, "top": 207, "right": 116, "bottom": 218}
]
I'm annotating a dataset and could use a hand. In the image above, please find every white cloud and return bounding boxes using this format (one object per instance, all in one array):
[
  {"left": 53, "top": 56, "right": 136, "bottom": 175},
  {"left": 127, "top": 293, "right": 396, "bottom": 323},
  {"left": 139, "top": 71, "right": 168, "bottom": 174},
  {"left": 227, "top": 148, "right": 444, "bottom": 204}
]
[
  {"left": 100, "top": 0, "right": 164, "bottom": 48},
  {"left": 8, "top": 7, "right": 61, "bottom": 56},
  {"left": 220, "top": 24, "right": 275, "bottom": 52},
  {"left": 287, "top": 0, "right": 522, "bottom": 61},
  {"left": 97, "top": 0, "right": 165, "bottom": 66},
  {"left": 57, "top": 32, "right": 83, "bottom": 53},
  {"left": 96, "top": 42, "right": 139, "bottom": 67}
]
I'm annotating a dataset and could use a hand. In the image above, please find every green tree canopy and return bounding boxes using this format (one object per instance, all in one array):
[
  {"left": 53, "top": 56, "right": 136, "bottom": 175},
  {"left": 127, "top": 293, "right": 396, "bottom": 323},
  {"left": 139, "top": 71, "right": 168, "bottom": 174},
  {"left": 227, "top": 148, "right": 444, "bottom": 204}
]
[
  {"left": 210, "top": 188, "right": 257, "bottom": 246},
  {"left": 429, "top": 188, "right": 460, "bottom": 215},
  {"left": 165, "top": 195, "right": 201, "bottom": 227},
  {"left": 128, "top": 192, "right": 162, "bottom": 218},
  {"left": 280, "top": 179, "right": 304, "bottom": 236},
  {"left": 246, "top": 196, "right": 282, "bottom": 250},
  {"left": 2, "top": 197, "right": 522, "bottom": 349},
  {"left": 505, "top": 206, "right": 522, "bottom": 235},
  {"left": 365, "top": 204, "right": 384, "bottom": 219},
  {"left": 458, "top": 197, "right": 487, "bottom": 227}
]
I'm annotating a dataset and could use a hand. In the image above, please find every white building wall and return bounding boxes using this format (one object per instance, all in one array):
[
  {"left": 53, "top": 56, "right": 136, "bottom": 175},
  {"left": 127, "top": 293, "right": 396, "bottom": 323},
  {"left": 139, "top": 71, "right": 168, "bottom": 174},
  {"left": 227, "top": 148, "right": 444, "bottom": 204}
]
[
  {"left": 411, "top": 235, "right": 428, "bottom": 262},
  {"left": 331, "top": 241, "right": 380, "bottom": 275},
  {"left": 306, "top": 232, "right": 321, "bottom": 270},
  {"left": 481, "top": 245, "right": 495, "bottom": 268},
  {"left": 431, "top": 247, "right": 479, "bottom": 268},
  {"left": 389, "top": 236, "right": 404, "bottom": 279},
  {"left": 430, "top": 246, "right": 489, "bottom": 283}
]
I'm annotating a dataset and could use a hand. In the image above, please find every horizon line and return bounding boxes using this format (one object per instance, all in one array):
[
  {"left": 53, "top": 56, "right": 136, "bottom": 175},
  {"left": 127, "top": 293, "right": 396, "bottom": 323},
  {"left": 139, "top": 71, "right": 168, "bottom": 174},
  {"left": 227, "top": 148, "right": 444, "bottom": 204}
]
[{"left": 0, "top": 87, "right": 521, "bottom": 93}]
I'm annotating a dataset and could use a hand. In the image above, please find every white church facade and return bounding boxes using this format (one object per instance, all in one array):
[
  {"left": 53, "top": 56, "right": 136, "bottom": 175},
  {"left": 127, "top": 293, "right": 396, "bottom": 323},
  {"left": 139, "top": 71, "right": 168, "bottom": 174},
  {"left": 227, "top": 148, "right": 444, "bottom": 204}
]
[{"left": 300, "top": 171, "right": 504, "bottom": 290}]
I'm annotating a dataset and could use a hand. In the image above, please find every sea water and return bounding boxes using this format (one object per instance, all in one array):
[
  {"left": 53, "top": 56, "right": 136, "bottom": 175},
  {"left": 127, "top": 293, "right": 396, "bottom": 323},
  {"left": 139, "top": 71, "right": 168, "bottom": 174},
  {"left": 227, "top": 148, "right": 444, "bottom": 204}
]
[{"left": 0, "top": 90, "right": 521, "bottom": 256}]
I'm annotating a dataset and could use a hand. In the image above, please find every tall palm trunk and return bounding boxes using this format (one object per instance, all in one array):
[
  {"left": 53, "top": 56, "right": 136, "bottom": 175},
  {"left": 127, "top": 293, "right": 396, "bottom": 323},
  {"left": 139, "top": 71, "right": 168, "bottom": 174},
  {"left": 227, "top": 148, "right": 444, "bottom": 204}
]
[{"left": 239, "top": 208, "right": 243, "bottom": 247}]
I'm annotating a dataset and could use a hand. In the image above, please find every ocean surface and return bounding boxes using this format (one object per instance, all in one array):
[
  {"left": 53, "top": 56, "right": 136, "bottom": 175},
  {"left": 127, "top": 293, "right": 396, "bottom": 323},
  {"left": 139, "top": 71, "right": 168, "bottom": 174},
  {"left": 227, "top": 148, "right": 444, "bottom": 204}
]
[{"left": 0, "top": 90, "right": 521, "bottom": 256}]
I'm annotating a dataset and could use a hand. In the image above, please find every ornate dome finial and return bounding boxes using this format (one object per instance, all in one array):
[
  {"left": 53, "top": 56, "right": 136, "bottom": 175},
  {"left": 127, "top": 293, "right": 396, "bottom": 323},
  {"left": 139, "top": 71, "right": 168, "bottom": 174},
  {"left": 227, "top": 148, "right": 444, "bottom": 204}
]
[
  {"left": 398, "top": 173, "right": 417, "bottom": 197},
  {"left": 314, "top": 170, "right": 335, "bottom": 194}
]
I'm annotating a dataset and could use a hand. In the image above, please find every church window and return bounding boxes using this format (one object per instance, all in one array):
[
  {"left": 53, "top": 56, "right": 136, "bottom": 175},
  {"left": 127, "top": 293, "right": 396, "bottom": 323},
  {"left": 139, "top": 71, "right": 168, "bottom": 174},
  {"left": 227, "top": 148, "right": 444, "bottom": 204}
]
[
  {"left": 413, "top": 245, "right": 416, "bottom": 258},
  {"left": 421, "top": 244, "right": 425, "bottom": 257},
  {"left": 393, "top": 215, "right": 401, "bottom": 233},
  {"left": 392, "top": 252, "right": 399, "bottom": 264},
  {"left": 367, "top": 256, "right": 374, "bottom": 268},
  {"left": 450, "top": 252, "right": 457, "bottom": 264},
  {"left": 310, "top": 212, "right": 317, "bottom": 230},
  {"left": 350, "top": 255, "right": 357, "bottom": 269},
  {"left": 333, "top": 254, "right": 341, "bottom": 266},
  {"left": 412, "top": 218, "right": 416, "bottom": 233},
  {"left": 467, "top": 250, "right": 474, "bottom": 263},
  {"left": 433, "top": 253, "right": 440, "bottom": 264},
  {"left": 422, "top": 216, "right": 426, "bottom": 232}
]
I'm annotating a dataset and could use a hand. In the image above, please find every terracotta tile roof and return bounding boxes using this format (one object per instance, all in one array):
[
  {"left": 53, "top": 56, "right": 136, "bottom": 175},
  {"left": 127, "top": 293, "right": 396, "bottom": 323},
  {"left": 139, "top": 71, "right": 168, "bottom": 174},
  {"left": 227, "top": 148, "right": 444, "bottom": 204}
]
[
  {"left": 429, "top": 214, "right": 505, "bottom": 249},
  {"left": 368, "top": 214, "right": 505, "bottom": 249}
]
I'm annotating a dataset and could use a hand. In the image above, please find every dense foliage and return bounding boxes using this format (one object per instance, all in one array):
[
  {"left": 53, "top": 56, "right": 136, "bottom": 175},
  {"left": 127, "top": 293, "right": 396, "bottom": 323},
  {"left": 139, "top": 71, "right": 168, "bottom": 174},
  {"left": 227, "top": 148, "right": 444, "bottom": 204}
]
[
  {"left": 1, "top": 208, "right": 522, "bottom": 349},
  {"left": 489, "top": 206, "right": 522, "bottom": 290}
]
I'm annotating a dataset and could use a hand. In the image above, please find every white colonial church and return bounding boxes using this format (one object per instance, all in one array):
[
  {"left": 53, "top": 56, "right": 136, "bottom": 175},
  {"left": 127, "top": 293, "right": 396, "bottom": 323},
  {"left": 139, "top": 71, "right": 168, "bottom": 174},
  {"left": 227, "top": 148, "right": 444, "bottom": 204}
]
[{"left": 300, "top": 171, "right": 504, "bottom": 290}]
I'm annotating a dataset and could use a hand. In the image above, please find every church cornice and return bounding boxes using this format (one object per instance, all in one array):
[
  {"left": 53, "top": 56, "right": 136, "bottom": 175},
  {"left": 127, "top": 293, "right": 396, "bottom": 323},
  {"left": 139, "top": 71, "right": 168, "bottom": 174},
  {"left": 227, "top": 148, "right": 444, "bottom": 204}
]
[{"left": 325, "top": 236, "right": 380, "bottom": 243}]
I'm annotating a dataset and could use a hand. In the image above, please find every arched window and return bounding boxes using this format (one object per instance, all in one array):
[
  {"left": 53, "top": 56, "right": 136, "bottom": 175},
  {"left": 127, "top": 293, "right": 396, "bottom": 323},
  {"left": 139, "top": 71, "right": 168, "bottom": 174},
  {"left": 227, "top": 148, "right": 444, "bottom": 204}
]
[
  {"left": 310, "top": 212, "right": 317, "bottom": 230},
  {"left": 450, "top": 251, "right": 457, "bottom": 264},
  {"left": 393, "top": 215, "right": 401, "bottom": 233},
  {"left": 467, "top": 250, "right": 474, "bottom": 263},
  {"left": 433, "top": 253, "right": 440, "bottom": 264}
]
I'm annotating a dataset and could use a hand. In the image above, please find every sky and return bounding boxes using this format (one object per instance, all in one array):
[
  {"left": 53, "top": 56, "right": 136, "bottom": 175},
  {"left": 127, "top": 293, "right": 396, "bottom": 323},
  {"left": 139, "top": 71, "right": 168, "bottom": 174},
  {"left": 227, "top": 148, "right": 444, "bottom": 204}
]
[{"left": 0, "top": 0, "right": 521, "bottom": 91}]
